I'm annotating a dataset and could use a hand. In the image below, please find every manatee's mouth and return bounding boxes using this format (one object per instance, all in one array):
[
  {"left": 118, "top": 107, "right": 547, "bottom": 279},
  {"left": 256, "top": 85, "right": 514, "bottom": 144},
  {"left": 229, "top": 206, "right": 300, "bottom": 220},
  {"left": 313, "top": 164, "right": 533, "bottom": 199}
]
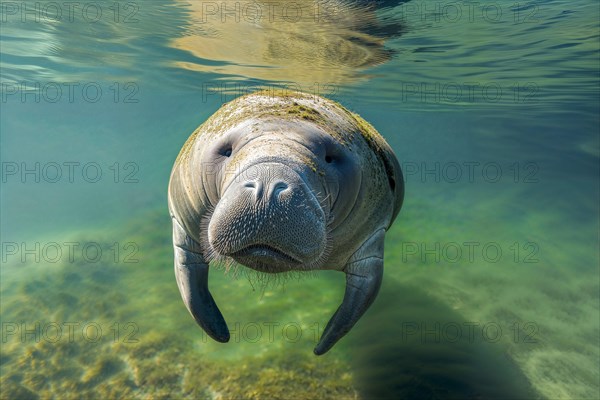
[{"left": 230, "top": 244, "right": 301, "bottom": 271}]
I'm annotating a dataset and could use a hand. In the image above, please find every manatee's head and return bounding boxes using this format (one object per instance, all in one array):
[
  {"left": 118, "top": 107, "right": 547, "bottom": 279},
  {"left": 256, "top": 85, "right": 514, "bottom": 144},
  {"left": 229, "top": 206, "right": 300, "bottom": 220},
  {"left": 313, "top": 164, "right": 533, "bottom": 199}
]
[{"left": 199, "top": 114, "right": 363, "bottom": 273}]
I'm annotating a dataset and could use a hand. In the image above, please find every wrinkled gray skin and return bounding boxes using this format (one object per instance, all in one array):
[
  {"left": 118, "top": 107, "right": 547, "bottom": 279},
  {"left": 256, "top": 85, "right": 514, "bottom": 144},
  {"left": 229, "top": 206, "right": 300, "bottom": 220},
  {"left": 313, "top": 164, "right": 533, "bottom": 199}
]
[{"left": 168, "top": 91, "right": 404, "bottom": 355}]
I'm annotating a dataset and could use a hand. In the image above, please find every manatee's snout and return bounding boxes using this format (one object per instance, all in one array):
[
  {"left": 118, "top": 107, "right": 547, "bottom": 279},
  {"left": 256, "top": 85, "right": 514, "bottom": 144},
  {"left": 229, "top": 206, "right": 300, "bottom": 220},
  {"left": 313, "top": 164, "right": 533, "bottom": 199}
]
[{"left": 208, "top": 162, "right": 327, "bottom": 272}]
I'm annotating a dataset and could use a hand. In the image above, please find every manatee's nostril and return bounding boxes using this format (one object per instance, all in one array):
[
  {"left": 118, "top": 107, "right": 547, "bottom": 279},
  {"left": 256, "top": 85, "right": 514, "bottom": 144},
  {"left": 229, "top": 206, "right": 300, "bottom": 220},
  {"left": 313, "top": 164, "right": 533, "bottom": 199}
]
[
  {"left": 243, "top": 180, "right": 263, "bottom": 201},
  {"left": 241, "top": 179, "right": 290, "bottom": 202},
  {"left": 273, "top": 182, "right": 288, "bottom": 192},
  {"left": 272, "top": 181, "right": 289, "bottom": 198}
]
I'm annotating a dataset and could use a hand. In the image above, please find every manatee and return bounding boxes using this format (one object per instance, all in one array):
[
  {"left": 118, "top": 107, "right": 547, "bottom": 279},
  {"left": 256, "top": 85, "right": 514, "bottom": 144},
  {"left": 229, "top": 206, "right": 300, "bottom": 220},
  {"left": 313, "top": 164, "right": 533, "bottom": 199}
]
[{"left": 168, "top": 90, "right": 404, "bottom": 355}]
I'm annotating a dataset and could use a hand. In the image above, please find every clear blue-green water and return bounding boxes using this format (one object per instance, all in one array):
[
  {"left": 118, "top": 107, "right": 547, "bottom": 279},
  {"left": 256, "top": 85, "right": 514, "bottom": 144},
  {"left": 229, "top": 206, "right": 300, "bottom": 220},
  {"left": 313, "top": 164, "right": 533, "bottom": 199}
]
[{"left": 1, "top": 1, "right": 598, "bottom": 399}]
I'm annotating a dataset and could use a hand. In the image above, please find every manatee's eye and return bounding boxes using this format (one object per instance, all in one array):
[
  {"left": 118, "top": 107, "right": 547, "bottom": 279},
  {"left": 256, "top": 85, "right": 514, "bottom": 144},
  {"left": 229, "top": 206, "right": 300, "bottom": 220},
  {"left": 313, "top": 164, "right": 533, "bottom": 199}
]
[
  {"left": 222, "top": 148, "right": 232, "bottom": 157},
  {"left": 325, "top": 155, "right": 333, "bottom": 164}
]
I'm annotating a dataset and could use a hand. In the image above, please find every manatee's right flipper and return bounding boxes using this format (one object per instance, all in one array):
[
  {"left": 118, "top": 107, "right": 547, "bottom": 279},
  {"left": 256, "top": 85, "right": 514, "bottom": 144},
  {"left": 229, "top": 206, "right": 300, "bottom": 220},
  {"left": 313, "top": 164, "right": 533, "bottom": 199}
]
[{"left": 172, "top": 218, "right": 229, "bottom": 342}]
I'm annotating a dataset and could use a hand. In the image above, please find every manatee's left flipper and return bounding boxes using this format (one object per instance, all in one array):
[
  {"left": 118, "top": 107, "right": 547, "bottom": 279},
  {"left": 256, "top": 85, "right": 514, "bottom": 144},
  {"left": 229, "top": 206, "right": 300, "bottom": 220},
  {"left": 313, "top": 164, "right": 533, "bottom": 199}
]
[
  {"left": 314, "top": 229, "right": 385, "bottom": 355},
  {"left": 173, "top": 218, "right": 230, "bottom": 343}
]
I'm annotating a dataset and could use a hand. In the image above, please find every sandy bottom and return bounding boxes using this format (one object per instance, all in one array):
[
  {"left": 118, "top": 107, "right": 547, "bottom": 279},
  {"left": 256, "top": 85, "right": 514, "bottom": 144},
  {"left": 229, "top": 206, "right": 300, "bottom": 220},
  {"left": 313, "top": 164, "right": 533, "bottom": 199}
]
[{"left": 1, "top": 189, "right": 598, "bottom": 399}]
